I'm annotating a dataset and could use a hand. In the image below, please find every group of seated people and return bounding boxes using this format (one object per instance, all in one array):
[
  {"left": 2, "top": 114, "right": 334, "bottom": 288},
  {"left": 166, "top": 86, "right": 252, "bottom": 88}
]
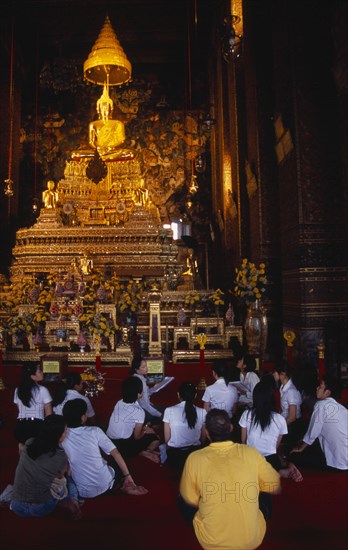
[{"left": 9, "top": 352, "right": 348, "bottom": 542}]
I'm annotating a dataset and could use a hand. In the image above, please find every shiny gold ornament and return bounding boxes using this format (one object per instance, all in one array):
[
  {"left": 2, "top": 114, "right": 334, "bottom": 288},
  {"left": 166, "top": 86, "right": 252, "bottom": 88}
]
[
  {"left": 196, "top": 332, "right": 207, "bottom": 350},
  {"left": 283, "top": 330, "right": 296, "bottom": 347},
  {"left": 188, "top": 174, "right": 199, "bottom": 194},
  {"left": 4, "top": 178, "right": 14, "bottom": 197},
  {"left": 84, "top": 16, "right": 132, "bottom": 86},
  {"left": 317, "top": 341, "right": 325, "bottom": 359}
]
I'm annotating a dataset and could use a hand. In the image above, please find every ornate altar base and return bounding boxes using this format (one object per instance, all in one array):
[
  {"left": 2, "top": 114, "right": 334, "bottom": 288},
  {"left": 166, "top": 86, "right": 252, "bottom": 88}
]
[{"left": 3, "top": 349, "right": 133, "bottom": 366}]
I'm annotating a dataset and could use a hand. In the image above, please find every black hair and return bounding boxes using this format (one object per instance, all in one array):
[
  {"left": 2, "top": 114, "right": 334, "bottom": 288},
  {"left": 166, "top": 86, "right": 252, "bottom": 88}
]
[
  {"left": 63, "top": 398, "right": 87, "bottom": 427},
  {"left": 295, "top": 361, "right": 318, "bottom": 397},
  {"left": 322, "top": 375, "right": 342, "bottom": 400},
  {"left": 212, "top": 359, "right": 230, "bottom": 386},
  {"left": 274, "top": 360, "right": 293, "bottom": 379},
  {"left": 178, "top": 381, "right": 197, "bottom": 429},
  {"left": 52, "top": 371, "right": 82, "bottom": 406},
  {"left": 229, "top": 336, "right": 245, "bottom": 360},
  {"left": 205, "top": 409, "right": 231, "bottom": 442},
  {"left": 17, "top": 362, "right": 40, "bottom": 407},
  {"left": 259, "top": 372, "right": 277, "bottom": 391},
  {"left": 129, "top": 354, "right": 144, "bottom": 375},
  {"left": 122, "top": 376, "right": 143, "bottom": 403},
  {"left": 243, "top": 354, "right": 257, "bottom": 373},
  {"left": 250, "top": 383, "right": 275, "bottom": 431},
  {"left": 26, "top": 415, "right": 66, "bottom": 460}
]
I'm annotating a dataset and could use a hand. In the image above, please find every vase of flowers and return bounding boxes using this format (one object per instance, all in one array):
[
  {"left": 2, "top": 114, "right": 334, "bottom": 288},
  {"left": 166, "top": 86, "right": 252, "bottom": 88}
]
[
  {"left": 244, "top": 299, "right": 268, "bottom": 356},
  {"left": 7, "top": 313, "right": 36, "bottom": 349},
  {"left": 79, "top": 309, "right": 118, "bottom": 351},
  {"left": 234, "top": 258, "right": 267, "bottom": 305},
  {"left": 234, "top": 259, "right": 268, "bottom": 356}
]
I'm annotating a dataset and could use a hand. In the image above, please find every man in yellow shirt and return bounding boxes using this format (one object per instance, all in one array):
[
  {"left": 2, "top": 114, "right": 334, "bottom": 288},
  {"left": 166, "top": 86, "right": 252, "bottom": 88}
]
[{"left": 179, "top": 409, "right": 280, "bottom": 550}]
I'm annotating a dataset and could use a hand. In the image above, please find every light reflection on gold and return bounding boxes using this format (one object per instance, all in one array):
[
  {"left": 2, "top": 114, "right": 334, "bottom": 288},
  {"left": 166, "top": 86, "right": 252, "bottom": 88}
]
[{"left": 230, "top": 0, "right": 243, "bottom": 37}]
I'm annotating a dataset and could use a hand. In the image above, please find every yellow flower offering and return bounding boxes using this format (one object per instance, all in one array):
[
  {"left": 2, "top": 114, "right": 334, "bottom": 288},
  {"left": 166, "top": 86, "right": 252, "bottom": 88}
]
[{"left": 234, "top": 258, "right": 267, "bottom": 304}]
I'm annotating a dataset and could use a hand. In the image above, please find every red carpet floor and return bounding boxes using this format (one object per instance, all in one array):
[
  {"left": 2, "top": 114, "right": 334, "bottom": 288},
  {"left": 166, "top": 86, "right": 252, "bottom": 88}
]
[{"left": 1, "top": 363, "right": 347, "bottom": 549}]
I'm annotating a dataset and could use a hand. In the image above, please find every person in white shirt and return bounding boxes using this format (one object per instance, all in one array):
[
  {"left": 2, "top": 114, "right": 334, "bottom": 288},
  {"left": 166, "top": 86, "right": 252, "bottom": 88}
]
[
  {"left": 202, "top": 360, "right": 238, "bottom": 417},
  {"left": 106, "top": 376, "right": 160, "bottom": 462},
  {"left": 236, "top": 354, "right": 260, "bottom": 408},
  {"left": 239, "top": 381, "right": 302, "bottom": 481},
  {"left": 52, "top": 371, "right": 95, "bottom": 423},
  {"left": 163, "top": 381, "right": 207, "bottom": 468},
  {"left": 14, "top": 362, "right": 52, "bottom": 447},
  {"left": 273, "top": 363, "right": 302, "bottom": 424},
  {"left": 273, "top": 362, "right": 303, "bottom": 451},
  {"left": 290, "top": 375, "right": 348, "bottom": 471},
  {"left": 130, "top": 355, "right": 163, "bottom": 423},
  {"left": 61, "top": 398, "right": 148, "bottom": 498}
]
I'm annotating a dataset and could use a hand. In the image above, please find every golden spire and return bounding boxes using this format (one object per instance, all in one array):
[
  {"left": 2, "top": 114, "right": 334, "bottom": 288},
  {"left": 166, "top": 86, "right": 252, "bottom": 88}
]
[{"left": 83, "top": 16, "right": 132, "bottom": 86}]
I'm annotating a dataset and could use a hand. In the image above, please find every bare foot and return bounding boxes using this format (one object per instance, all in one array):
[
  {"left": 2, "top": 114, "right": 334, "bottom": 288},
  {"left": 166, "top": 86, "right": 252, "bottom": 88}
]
[
  {"left": 140, "top": 450, "right": 160, "bottom": 463},
  {"left": 59, "top": 499, "right": 83, "bottom": 520},
  {"left": 120, "top": 484, "right": 149, "bottom": 496}
]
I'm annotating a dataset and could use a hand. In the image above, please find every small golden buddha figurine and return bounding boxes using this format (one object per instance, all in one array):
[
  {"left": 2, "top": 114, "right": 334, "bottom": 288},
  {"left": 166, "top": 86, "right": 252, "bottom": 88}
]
[
  {"left": 80, "top": 253, "right": 93, "bottom": 275},
  {"left": 42, "top": 180, "right": 59, "bottom": 209},
  {"left": 182, "top": 248, "right": 194, "bottom": 276}
]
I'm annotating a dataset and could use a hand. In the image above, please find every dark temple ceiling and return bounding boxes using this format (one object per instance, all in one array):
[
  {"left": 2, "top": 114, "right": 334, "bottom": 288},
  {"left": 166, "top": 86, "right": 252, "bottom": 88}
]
[{"left": 1, "top": 0, "right": 217, "bottom": 109}]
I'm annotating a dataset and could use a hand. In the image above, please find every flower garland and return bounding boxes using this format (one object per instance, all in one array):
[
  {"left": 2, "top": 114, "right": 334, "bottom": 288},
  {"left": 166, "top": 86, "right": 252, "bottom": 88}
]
[{"left": 234, "top": 258, "right": 267, "bottom": 304}]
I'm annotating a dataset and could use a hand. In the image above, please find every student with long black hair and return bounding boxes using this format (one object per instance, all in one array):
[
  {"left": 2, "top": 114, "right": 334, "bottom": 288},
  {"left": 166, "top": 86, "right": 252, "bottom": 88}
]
[
  {"left": 163, "top": 381, "right": 206, "bottom": 468},
  {"left": 14, "top": 362, "right": 52, "bottom": 447},
  {"left": 239, "top": 382, "right": 302, "bottom": 481}
]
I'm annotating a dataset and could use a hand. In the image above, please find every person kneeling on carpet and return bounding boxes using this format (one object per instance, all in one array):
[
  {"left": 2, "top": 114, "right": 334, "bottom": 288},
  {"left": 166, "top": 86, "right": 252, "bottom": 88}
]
[
  {"left": 53, "top": 371, "right": 96, "bottom": 424},
  {"left": 289, "top": 375, "right": 348, "bottom": 471},
  {"left": 179, "top": 409, "right": 281, "bottom": 550},
  {"left": 239, "top": 381, "right": 303, "bottom": 484},
  {"left": 163, "top": 381, "right": 207, "bottom": 469},
  {"left": 10, "top": 415, "right": 82, "bottom": 520},
  {"left": 130, "top": 354, "right": 164, "bottom": 424},
  {"left": 61, "top": 399, "right": 148, "bottom": 498},
  {"left": 106, "top": 377, "right": 160, "bottom": 463}
]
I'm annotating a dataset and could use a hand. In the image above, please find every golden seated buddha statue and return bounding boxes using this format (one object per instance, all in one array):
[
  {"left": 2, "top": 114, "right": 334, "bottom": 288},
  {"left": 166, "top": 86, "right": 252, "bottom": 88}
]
[{"left": 71, "top": 84, "right": 135, "bottom": 162}]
